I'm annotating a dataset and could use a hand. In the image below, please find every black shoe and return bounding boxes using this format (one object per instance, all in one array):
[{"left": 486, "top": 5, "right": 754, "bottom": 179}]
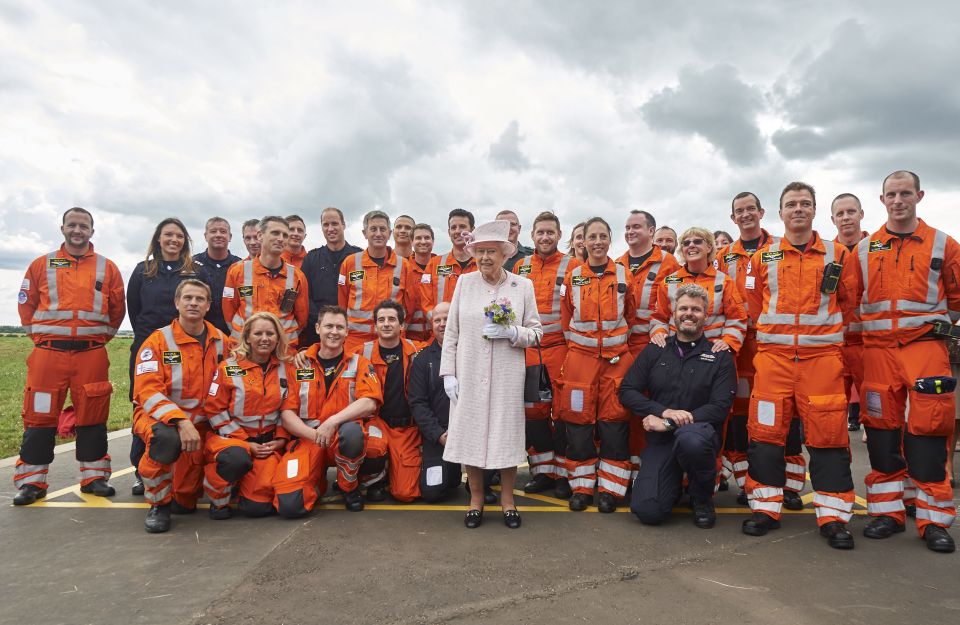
[
  {"left": 464, "top": 508, "right": 483, "bottom": 529},
  {"left": 503, "top": 509, "right": 522, "bottom": 529},
  {"left": 742, "top": 512, "right": 781, "bottom": 536},
  {"left": 718, "top": 477, "right": 729, "bottom": 492},
  {"left": 489, "top": 470, "right": 501, "bottom": 486},
  {"left": 692, "top": 500, "right": 717, "bottom": 529},
  {"left": 905, "top": 503, "right": 917, "bottom": 518},
  {"left": 80, "top": 478, "right": 116, "bottom": 498},
  {"left": 863, "top": 515, "right": 905, "bottom": 539},
  {"left": 523, "top": 474, "right": 556, "bottom": 493},
  {"left": 923, "top": 526, "right": 956, "bottom": 553},
  {"left": 144, "top": 504, "right": 172, "bottom": 533},
  {"left": 597, "top": 492, "right": 618, "bottom": 514},
  {"left": 170, "top": 500, "right": 196, "bottom": 515},
  {"left": 483, "top": 487, "right": 498, "bottom": 505},
  {"left": 209, "top": 505, "right": 232, "bottom": 520},
  {"left": 131, "top": 472, "right": 145, "bottom": 497},
  {"left": 736, "top": 489, "right": 748, "bottom": 506},
  {"left": 554, "top": 478, "right": 573, "bottom": 499},
  {"left": 569, "top": 492, "right": 592, "bottom": 511},
  {"left": 343, "top": 489, "right": 364, "bottom": 512},
  {"left": 848, "top": 420, "right": 860, "bottom": 431},
  {"left": 782, "top": 490, "right": 804, "bottom": 511},
  {"left": 12, "top": 484, "right": 46, "bottom": 506},
  {"left": 366, "top": 481, "right": 387, "bottom": 502},
  {"left": 820, "top": 521, "right": 855, "bottom": 549}
]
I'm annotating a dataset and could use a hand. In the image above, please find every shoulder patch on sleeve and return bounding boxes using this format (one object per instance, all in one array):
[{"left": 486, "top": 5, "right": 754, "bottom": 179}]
[
  {"left": 208, "top": 382, "right": 219, "bottom": 396},
  {"left": 338, "top": 273, "right": 346, "bottom": 286},
  {"left": 18, "top": 291, "right": 27, "bottom": 304},
  {"left": 222, "top": 286, "right": 235, "bottom": 299},
  {"left": 421, "top": 273, "right": 431, "bottom": 284},
  {"left": 20, "top": 279, "right": 30, "bottom": 291},
  {"left": 139, "top": 348, "right": 154, "bottom": 361},
  {"left": 136, "top": 361, "right": 159, "bottom": 375}
]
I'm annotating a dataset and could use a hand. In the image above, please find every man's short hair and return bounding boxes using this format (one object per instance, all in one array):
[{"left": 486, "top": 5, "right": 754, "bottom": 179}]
[
  {"left": 317, "top": 304, "right": 347, "bottom": 324},
  {"left": 175, "top": 278, "right": 211, "bottom": 301},
  {"left": 62, "top": 207, "right": 93, "bottom": 226},
  {"left": 532, "top": 211, "right": 561, "bottom": 230},
  {"left": 394, "top": 214, "right": 415, "bottom": 226},
  {"left": 204, "top": 216, "right": 230, "bottom": 231},
  {"left": 779, "top": 182, "right": 816, "bottom": 208},
  {"left": 883, "top": 170, "right": 921, "bottom": 192},
  {"left": 656, "top": 225, "right": 677, "bottom": 237},
  {"left": 363, "top": 210, "right": 391, "bottom": 230},
  {"left": 731, "top": 191, "right": 762, "bottom": 214},
  {"left": 672, "top": 283, "right": 708, "bottom": 309},
  {"left": 285, "top": 214, "right": 306, "bottom": 226},
  {"left": 373, "top": 299, "right": 405, "bottom": 325},
  {"left": 242, "top": 218, "right": 261, "bottom": 231},
  {"left": 321, "top": 207, "right": 346, "bottom": 224},
  {"left": 628, "top": 210, "right": 656, "bottom": 230},
  {"left": 259, "top": 216, "right": 289, "bottom": 232},
  {"left": 413, "top": 223, "right": 434, "bottom": 238},
  {"left": 831, "top": 193, "right": 862, "bottom": 211},
  {"left": 448, "top": 208, "right": 475, "bottom": 228}
]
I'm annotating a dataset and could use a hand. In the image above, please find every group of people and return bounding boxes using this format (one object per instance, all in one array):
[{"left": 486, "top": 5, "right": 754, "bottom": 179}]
[{"left": 13, "top": 169, "right": 959, "bottom": 553}]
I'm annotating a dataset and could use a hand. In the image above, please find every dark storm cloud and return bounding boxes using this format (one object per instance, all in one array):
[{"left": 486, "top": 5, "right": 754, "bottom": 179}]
[
  {"left": 488, "top": 121, "right": 531, "bottom": 171},
  {"left": 640, "top": 64, "right": 766, "bottom": 165}
]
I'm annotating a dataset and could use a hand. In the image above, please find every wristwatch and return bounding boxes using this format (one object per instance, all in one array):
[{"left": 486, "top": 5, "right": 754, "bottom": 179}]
[{"left": 663, "top": 417, "right": 677, "bottom": 431}]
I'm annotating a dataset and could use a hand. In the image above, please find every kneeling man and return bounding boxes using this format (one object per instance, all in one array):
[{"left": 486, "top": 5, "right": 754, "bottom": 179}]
[{"left": 619, "top": 283, "right": 736, "bottom": 528}]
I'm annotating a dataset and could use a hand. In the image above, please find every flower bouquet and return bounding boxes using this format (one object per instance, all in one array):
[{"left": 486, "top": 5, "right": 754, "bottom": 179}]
[{"left": 483, "top": 297, "right": 516, "bottom": 340}]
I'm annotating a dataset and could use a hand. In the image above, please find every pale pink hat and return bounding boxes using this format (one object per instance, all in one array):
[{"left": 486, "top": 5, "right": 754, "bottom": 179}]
[{"left": 463, "top": 219, "right": 517, "bottom": 258}]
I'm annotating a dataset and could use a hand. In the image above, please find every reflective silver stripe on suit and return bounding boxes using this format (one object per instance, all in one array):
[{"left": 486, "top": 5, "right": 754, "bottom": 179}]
[
  {"left": 342, "top": 353, "right": 359, "bottom": 403},
  {"left": 352, "top": 253, "right": 364, "bottom": 309},
  {"left": 243, "top": 261, "right": 254, "bottom": 317},
  {"left": 389, "top": 256, "right": 403, "bottom": 301},
  {"left": 45, "top": 252, "right": 61, "bottom": 310}
]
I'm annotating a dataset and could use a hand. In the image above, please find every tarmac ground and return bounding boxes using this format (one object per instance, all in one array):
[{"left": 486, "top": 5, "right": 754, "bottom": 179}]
[{"left": 1, "top": 430, "right": 958, "bottom": 625}]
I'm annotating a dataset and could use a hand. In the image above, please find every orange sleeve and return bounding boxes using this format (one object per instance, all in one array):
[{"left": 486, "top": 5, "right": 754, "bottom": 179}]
[
  {"left": 18, "top": 258, "right": 42, "bottom": 340},
  {"left": 205, "top": 366, "right": 248, "bottom": 441},
  {"left": 943, "top": 236, "right": 960, "bottom": 322},
  {"left": 293, "top": 267, "right": 309, "bottom": 332},
  {"left": 105, "top": 260, "right": 127, "bottom": 333},
  {"left": 650, "top": 282, "right": 670, "bottom": 338},
  {"left": 133, "top": 332, "right": 189, "bottom": 425},
  {"left": 560, "top": 275, "right": 573, "bottom": 334},
  {"left": 419, "top": 257, "right": 437, "bottom": 314},
  {"left": 222, "top": 263, "right": 241, "bottom": 330},
  {"left": 354, "top": 357, "right": 383, "bottom": 407},
  {"left": 836, "top": 246, "right": 859, "bottom": 326},
  {"left": 720, "top": 276, "right": 747, "bottom": 352},
  {"left": 745, "top": 252, "right": 764, "bottom": 326}
]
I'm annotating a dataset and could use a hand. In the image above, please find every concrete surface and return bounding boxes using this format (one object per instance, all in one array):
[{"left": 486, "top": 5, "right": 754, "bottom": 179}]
[{"left": 1, "top": 431, "right": 957, "bottom": 625}]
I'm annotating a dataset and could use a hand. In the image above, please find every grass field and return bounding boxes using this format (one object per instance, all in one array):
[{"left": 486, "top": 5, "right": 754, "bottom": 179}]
[{"left": 0, "top": 336, "right": 134, "bottom": 458}]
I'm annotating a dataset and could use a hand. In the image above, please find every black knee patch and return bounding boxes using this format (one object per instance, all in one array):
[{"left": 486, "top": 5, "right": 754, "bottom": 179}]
[
  {"left": 19, "top": 427, "right": 57, "bottom": 465},
  {"left": 525, "top": 419, "right": 554, "bottom": 453},
  {"left": 338, "top": 422, "right": 363, "bottom": 457},
  {"left": 216, "top": 446, "right": 253, "bottom": 483},
  {"left": 864, "top": 427, "right": 906, "bottom": 474},
  {"left": 238, "top": 497, "right": 274, "bottom": 517},
  {"left": 807, "top": 447, "right": 854, "bottom": 492},
  {"left": 75, "top": 424, "right": 108, "bottom": 462},
  {"left": 360, "top": 456, "right": 386, "bottom": 475},
  {"left": 565, "top": 423, "right": 598, "bottom": 461},
  {"left": 723, "top": 414, "right": 748, "bottom": 452},
  {"left": 597, "top": 421, "right": 630, "bottom": 460},
  {"left": 148, "top": 423, "right": 182, "bottom": 465},
  {"left": 904, "top": 433, "right": 948, "bottom": 484},
  {"left": 785, "top": 418, "right": 804, "bottom": 455},
  {"left": 277, "top": 490, "right": 307, "bottom": 518},
  {"left": 747, "top": 441, "right": 786, "bottom": 487}
]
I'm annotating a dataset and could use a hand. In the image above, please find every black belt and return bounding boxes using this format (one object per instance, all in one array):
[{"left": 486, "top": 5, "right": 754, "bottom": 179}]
[
  {"left": 38, "top": 340, "right": 102, "bottom": 352},
  {"left": 384, "top": 416, "right": 413, "bottom": 429},
  {"left": 248, "top": 432, "right": 277, "bottom": 444}
]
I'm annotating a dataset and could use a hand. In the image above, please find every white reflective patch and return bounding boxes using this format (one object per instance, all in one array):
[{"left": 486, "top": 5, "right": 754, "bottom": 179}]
[
  {"left": 426, "top": 465, "right": 443, "bottom": 486},
  {"left": 368, "top": 425, "right": 383, "bottom": 438},
  {"left": 21, "top": 278, "right": 30, "bottom": 290},
  {"left": 757, "top": 400, "right": 776, "bottom": 426},
  {"left": 736, "top": 377, "right": 751, "bottom": 398},
  {"left": 338, "top": 274, "right": 346, "bottom": 285},
  {"left": 570, "top": 389, "right": 584, "bottom": 412},
  {"left": 208, "top": 382, "right": 219, "bottom": 396},
  {"left": 286, "top": 458, "right": 299, "bottom": 479},
  {"left": 140, "top": 348, "right": 154, "bottom": 361},
  {"left": 421, "top": 273, "right": 431, "bottom": 284},
  {"left": 560, "top": 284, "right": 567, "bottom": 297},
  {"left": 745, "top": 276, "right": 756, "bottom": 290},
  {"left": 222, "top": 286, "right": 235, "bottom": 299},
  {"left": 136, "top": 361, "right": 159, "bottom": 375},
  {"left": 865, "top": 391, "right": 882, "bottom": 417},
  {"left": 33, "top": 391, "right": 52, "bottom": 414}
]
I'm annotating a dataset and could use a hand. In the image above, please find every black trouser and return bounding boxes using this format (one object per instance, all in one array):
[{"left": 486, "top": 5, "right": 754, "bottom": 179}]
[
  {"left": 128, "top": 337, "right": 148, "bottom": 471},
  {"left": 419, "top": 437, "right": 463, "bottom": 502}
]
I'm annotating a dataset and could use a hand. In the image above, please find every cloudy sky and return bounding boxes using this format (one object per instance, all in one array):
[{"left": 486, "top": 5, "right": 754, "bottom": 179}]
[{"left": 2, "top": 1, "right": 959, "bottom": 325}]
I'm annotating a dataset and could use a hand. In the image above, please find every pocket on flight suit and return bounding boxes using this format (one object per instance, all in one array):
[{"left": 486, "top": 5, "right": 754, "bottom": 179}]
[
  {"left": 747, "top": 393, "right": 784, "bottom": 444},
  {"left": 906, "top": 389, "right": 956, "bottom": 437},
  {"left": 74, "top": 381, "right": 113, "bottom": 426},
  {"left": 22, "top": 386, "right": 62, "bottom": 428},
  {"left": 803, "top": 394, "right": 849, "bottom": 448},
  {"left": 859, "top": 382, "right": 899, "bottom": 430},
  {"left": 558, "top": 381, "right": 597, "bottom": 425},
  {"left": 598, "top": 377, "right": 629, "bottom": 422}
]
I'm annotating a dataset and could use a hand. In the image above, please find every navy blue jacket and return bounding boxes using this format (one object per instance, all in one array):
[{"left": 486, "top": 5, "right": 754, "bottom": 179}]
[
  {"left": 299, "top": 242, "right": 362, "bottom": 346},
  {"left": 408, "top": 340, "right": 449, "bottom": 445},
  {"left": 193, "top": 249, "right": 241, "bottom": 335},
  {"left": 127, "top": 259, "right": 212, "bottom": 345},
  {"left": 618, "top": 335, "right": 736, "bottom": 445}
]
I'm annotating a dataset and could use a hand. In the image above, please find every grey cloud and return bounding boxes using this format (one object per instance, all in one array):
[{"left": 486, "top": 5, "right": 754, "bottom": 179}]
[
  {"left": 640, "top": 64, "right": 766, "bottom": 165},
  {"left": 488, "top": 120, "right": 531, "bottom": 171}
]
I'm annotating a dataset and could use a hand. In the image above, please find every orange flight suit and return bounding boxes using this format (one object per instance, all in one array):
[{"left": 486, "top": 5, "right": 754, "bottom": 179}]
[
  {"left": 223, "top": 257, "right": 309, "bottom": 347},
  {"left": 405, "top": 254, "right": 438, "bottom": 342},
  {"left": 338, "top": 248, "right": 414, "bottom": 354},
  {"left": 418, "top": 252, "right": 477, "bottom": 315},
  {"left": 281, "top": 248, "right": 307, "bottom": 270}
]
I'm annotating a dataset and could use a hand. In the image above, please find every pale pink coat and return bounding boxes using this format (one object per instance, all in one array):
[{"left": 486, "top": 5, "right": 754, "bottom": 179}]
[{"left": 440, "top": 271, "right": 542, "bottom": 469}]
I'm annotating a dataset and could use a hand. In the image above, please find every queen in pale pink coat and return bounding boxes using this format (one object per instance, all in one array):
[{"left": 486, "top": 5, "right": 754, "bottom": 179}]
[{"left": 441, "top": 220, "right": 542, "bottom": 529}]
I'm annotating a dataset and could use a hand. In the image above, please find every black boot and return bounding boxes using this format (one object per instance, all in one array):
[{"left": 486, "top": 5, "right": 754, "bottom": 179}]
[
  {"left": 366, "top": 480, "right": 387, "bottom": 502},
  {"left": 692, "top": 499, "right": 717, "bottom": 529},
  {"left": 569, "top": 492, "right": 592, "bottom": 511},
  {"left": 554, "top": 478, "right": 573, "bottom": 499},
  {"left": 343, "top": 488, "right": 364, "bottom": 512},
  {"left": 13, "top": 484, "right": 46, "bottom": 506},
  {"left": 145, "top": 504, "right": 172, "bottom": 533},
  {"left": 131, "top": 472, "right": 145, "bottom": 496},
  {"left": 923, "top": 526, "right": 956, "bottom": 553},
  {"left": 742, "top": 512, "right": 780, "bottom": 536},
  {"left": 523, "top": 474, "right": 556, "bottom": 493},
  {"left": 80, "top": 478, "right": 116, "bottom": 497},
  {"left": 863, "top": 515, "right": 905, "bottom": 539},
  {"left": 782, "top": 490, "right": 804, "bottom": 510},
  {"left": 820, "top": 521, "right": 855, "bottom": 549},
  {"left": 597, "top": 492, "right": 618, "bottom": 513}
]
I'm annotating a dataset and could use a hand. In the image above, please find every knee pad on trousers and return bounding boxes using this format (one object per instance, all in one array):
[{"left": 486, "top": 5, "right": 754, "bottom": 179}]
[
  {"left": 747, "top": 441, "right": 786, "bottom": 487},
  {"left": 19, "top": 427, "right": 57, "bottom": 465},
  {"left": 238, "top": 497, "right": 274, "bottom": 517},
  {"left": 75, "top": 424, "right": 108, "bottom": 462},
  {"left": 904, "top": 433, "right": 947, "bottom": 484},
  {"left": 565, "top": 423, "right": 598, "bottom": 461},
  {"left": 216, "top": 446, "right": 254, "bottom": 483},
  {"left": 277, "top": 490, "right": 308, "bottom": 519},
  {"left": 148, "top": 423, "right": 182, "bottom": 465},
  {"left": 864, "top": 427, "right": 907, "bottom": 474},
  {"left": 807, "top": 447, "right": 854, "bottom": 492},
  {"left": 360, "top": 456, "right": 387, "bottom": 476},
  {"left": 526, "top": 418, "right": 554, "bottom": 453},
  {"left": 785, "top": 418, "right": 804, "bottom": 455},
  {"left": 597, "top": 421, "right": 630, "bottom": 460},
  {"left": 338, "top": 422, "right": 363, "bottom": 458}
]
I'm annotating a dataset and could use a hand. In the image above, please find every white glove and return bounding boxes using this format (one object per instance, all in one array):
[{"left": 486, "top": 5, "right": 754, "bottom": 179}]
[
  {"left": 443, "top": 375, "right": 459, "bottom": 403},
  {"left": 483, "top": 323, "right": 518, "bottom": 341}
]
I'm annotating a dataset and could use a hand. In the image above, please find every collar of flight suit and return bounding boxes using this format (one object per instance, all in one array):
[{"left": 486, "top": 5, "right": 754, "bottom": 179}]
[
  {"left": 169, "top": 318, "right": 219, "bottom": 347},
  {"left": 615, "top": 245, "right": 667, "bottom": 274},
  {"left": 56, "top": 242, "right": 98, "bottom": 261},
  {"left": 727, "top": 228, "right": 776, "bottom": 258},
  {"left": 359, "top": 247, "right": 400, "bottom": 269},
  {"left": 232, "top": 353, "right": 282, "bottom": 373},
  {"left": 872, "top": 217, "right": 933, "bottom": 244},
  {"left": 252, "top": 255, "right": 292, "bottom": 278},
  {"left": 777, "top": 230, "right": 827, "bottom": 256}
]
